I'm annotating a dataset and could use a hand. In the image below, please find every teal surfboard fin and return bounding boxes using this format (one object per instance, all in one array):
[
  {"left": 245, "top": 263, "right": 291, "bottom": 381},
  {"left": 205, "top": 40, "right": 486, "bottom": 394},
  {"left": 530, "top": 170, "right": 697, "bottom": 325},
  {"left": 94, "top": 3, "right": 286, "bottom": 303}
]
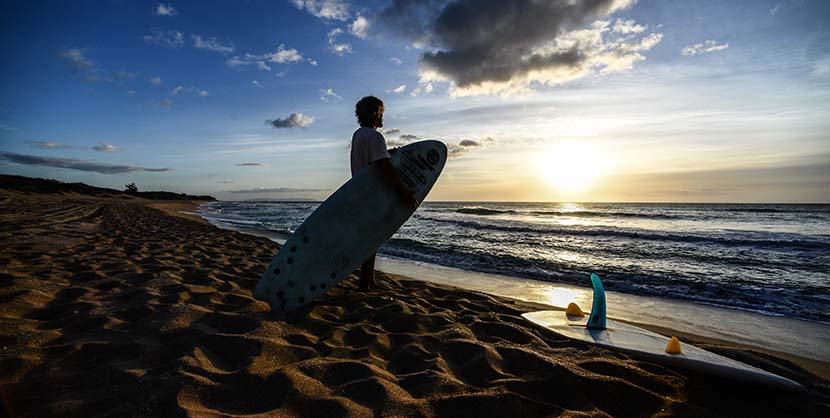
[{"left": 588, "top": 273, "right": 607, "bottom": 330}]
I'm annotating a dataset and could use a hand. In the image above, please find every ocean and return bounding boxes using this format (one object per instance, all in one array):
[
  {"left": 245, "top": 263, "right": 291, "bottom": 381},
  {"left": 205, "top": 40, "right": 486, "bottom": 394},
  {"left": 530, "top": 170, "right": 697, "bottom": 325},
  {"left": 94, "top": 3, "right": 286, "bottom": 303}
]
[{"left": 198, "top": 202, "right": 830, "bottom": 325}]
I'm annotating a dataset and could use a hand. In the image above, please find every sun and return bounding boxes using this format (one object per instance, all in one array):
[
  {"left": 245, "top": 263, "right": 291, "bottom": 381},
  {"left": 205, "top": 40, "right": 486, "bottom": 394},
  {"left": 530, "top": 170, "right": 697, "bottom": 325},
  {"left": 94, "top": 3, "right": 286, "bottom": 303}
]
[{"left": 537, "top": 142, "right": 604, "bottom": 193}]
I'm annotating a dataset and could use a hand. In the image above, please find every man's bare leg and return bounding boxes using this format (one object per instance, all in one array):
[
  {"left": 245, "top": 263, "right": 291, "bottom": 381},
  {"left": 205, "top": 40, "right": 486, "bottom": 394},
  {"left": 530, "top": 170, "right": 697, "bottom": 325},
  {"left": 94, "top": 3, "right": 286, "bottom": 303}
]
[{"left": 359, "top": 253, "right": 376, "bottom": 291}]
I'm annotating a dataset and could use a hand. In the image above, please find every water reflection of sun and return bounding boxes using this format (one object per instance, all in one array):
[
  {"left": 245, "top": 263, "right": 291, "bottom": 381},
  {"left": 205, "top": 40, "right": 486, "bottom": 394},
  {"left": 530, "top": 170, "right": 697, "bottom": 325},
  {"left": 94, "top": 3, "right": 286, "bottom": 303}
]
[{"left": 537, "top": 142, "right": 605, "bottom": 193}]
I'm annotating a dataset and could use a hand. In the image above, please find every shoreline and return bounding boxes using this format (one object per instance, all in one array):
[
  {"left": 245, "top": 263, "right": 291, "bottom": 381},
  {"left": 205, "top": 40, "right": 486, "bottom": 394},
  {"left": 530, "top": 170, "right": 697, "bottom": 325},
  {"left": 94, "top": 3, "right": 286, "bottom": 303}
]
[
  {"left": 195, "top": 202, "right": 830, "bottom": 377},
  {"left": 3, "top": 194, "right": 828, "bottom": 417}
]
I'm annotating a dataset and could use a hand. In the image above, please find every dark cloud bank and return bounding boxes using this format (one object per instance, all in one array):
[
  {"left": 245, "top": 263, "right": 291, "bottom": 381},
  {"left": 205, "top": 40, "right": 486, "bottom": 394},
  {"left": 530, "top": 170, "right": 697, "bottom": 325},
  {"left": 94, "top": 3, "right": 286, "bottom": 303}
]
[
  {"left": 373, "top": 0, "right": 650, "bottom": 93},
  {"left": 0, "top": 152, "right": 169, "bottom": 175}
]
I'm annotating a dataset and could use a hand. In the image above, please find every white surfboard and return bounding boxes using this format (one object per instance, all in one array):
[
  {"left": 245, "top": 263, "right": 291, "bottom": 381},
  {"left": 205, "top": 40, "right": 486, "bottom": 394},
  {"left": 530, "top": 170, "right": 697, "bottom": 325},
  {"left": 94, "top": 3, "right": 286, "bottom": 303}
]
[
  {"left": 522, "top": 310, "right": 805, "bottom": 391},
  {"left": 254, "top": 140, "right": 447, "bottom": 312}
]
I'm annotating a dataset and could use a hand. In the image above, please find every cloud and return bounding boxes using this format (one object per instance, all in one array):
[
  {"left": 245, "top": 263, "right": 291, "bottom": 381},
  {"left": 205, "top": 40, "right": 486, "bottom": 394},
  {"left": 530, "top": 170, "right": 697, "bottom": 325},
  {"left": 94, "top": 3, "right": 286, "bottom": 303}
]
[
  {"left": 27, "top": 140, "right": 68, "bottom": 149},
  {"left": 373, "top": 0, "right": 660, "bottom": 96},
  {"left": 390, "top": 57, "right": 402, "bottom": 65},
  {"left": 192, "top": 34, "right": 235, "bottom": 54},
  {"left": 266, "top": 112, "right": 315, "bottom": 128},
  {"left": 150, "top": 76, "right": 162, "bottom": 85},
  {"left": 143, "top": 28, "right": 185, "bottom": 48},
  {"left": 59, "top": 48, "right": 103, "bottom": 82},
  {"left": 59, "top": 49, "right": 94, "bottom": 70},
  {"left": 291, "top": 0, "right": 350, "bottom": 21},
  {"left": 59, "top": 49, "right": 141, "bottom": 85},
  {"left": 681, "top": 40, "right": 729, "bottom": 56},
  {"left": 92, "top": 142, "right": 120, "bottom": 152},
  {"left": 613, "top": 18, "right": 646, "bottom": 34},
  {"left": 386, "top": 138, "right": 409, "bottom": 147},
  {"left": 380, "top": 128, "right": 400, "bottom": 135},
  {"left": 327, "top": 28, "right": 352, "bottom": 55},
  {"left": 227, "top": 44, "right": 304, "bottom": 69},
  {"left": 59, "top": 48, "right": 113, "bottom": 83},
  {"left": 400, "top": 134, "right": 418, "bottom": 141},
  {"left": 351, "top": 15, "right": 370, "bottom": 39},
  {"left": 271, "top": 45, "right": 303, "bottom": 63},
  {"left": 170, "top": 85, "right": 209, "bottom": 97},
  {"left": 409, "top": 81, "right": 434, "bottom": 96},
  {"left": 307, "top": 58, "right": 318, "bottom": 66},
  {"left": 319, "top": 88, "right": 342, "bottom": 102},
  {"left": 0, "top": 152, "right": 170, "bottom": 174},
  {"left": 449, "top": 136, "right": 497, "bottom": 159},
  {"left": 110, "top": 70, "right": 136, "bottom": 82},
  {"left": 155, "top": 3, "right": 177, "bottom": 16},
  {"left": 235, "top": 162, "right": 270, "bottom": 167},
  {"left": 252, "top": 80, "right": 263, "bottom": 88},
  {"left": 387, "top": 84, "right": 406, "bottom": 94},
  {"left": 159, "top": 99, "right": 173, "bottom": 107}
]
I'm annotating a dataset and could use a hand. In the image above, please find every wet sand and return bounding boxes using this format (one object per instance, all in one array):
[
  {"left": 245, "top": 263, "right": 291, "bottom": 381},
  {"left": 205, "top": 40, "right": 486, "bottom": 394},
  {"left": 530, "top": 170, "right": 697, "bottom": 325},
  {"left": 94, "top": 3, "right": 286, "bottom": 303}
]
[{"left": 1, "top": 193, "right": 828, "bottom": 417}]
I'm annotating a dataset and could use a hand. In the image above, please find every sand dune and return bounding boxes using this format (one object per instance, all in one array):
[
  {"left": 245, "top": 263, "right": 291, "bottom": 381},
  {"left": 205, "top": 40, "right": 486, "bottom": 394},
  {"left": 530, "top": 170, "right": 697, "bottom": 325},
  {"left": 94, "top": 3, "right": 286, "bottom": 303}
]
[{"left": 1, "top": 194, "right": 827, "bottom": 417}]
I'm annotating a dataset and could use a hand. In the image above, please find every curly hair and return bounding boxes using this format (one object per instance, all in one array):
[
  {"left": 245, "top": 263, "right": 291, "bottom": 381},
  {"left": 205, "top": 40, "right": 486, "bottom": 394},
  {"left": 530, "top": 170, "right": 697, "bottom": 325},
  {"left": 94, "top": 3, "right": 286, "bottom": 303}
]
[{"left": 355, "top": 96, "right": 384, "bottom": 127}]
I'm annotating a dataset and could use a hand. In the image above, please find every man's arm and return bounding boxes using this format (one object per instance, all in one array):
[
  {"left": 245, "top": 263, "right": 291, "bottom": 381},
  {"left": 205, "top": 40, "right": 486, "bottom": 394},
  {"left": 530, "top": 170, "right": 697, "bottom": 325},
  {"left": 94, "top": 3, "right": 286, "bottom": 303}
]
[{"left": 375, "top": 158, "right": 418, "bottom": 210}]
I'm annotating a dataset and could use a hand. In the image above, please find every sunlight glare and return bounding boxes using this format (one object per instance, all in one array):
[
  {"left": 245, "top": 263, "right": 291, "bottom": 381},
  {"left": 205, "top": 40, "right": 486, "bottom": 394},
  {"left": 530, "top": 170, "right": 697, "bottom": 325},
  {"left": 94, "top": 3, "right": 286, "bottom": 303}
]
[{"left": 537, "top": 142, "right": 605, "bottom": 193}]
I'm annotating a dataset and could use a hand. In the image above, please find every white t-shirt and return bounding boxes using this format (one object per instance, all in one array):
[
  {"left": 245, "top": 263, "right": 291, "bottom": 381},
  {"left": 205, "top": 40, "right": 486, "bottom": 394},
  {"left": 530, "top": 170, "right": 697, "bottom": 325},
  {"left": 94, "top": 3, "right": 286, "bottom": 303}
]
[{"left": 350, "top": 127, "right": 390, "bottom": 177}]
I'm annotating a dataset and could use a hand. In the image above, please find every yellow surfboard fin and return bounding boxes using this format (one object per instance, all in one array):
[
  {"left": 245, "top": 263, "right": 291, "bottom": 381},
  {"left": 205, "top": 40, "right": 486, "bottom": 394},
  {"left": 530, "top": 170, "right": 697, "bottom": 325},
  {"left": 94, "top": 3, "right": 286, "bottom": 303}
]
[
  {"left": 665, "top": 336, "right": 682, "bottom": 354},
  {"left": 566, "top": 302, "right": 585, "bottom": 317}
]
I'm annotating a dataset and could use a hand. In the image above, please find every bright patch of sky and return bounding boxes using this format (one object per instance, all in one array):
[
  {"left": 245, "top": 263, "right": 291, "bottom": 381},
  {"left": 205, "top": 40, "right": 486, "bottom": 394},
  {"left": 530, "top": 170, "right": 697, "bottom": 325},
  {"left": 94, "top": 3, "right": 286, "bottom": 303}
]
[{"left": 0, "top": 0, "right": 828, "bottom": 202}]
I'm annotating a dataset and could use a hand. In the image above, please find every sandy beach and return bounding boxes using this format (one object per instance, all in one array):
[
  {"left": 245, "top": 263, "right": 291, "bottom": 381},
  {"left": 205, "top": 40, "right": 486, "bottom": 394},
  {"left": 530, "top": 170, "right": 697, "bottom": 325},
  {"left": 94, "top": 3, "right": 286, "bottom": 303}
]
[{"left": 1, "top": 193, "right": 828, "bottom": 418}]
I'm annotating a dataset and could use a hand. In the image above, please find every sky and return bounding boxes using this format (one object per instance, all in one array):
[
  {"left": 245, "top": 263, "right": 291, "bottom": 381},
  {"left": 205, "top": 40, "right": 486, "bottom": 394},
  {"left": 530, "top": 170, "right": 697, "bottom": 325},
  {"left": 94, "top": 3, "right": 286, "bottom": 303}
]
[{"left": 0, "top": 0, "right": 828, "bottom": 203}]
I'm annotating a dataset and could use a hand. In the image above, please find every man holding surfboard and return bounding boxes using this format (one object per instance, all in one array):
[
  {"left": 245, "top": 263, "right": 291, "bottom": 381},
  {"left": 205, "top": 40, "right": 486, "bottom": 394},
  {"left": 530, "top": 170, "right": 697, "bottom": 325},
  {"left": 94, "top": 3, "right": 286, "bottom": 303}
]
[{"left": 351, "top": 96, "right": 418, "bottom": 291}]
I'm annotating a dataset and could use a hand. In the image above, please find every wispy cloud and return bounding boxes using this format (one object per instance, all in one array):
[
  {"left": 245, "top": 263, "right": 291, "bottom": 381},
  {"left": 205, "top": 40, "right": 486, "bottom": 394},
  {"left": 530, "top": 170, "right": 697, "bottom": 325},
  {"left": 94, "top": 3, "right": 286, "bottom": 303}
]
[
  {"left": 387, "top": 84, "right": 406, "bottom": 94},
  {"left": 226, "top": 44, "right": 304, "bottom": 70},
  {"left": 235, "top": 162, "right": 270, "bottom": 167},
  {"left": 27, "top": 140, "right": 68, "bottom": 149},
  {"left": 307, "top": 58, "right": 318, "bottom": 66},
  {"left": 290, "top": 0, "right": 350, "bottom": 21},
  {"left": 266, "top": 112, "right": 315, "bottom": 128},
  {"left": 92, "top": 142, "right": 120, "bottom": 153},
  {"left": 150, "top": 76, "right": 162, "bottom": 85},
  {"left": 59, "top": 48, "right": 101, "bottom": 82},
  {"left": 252, "top": 80, "right": 263, "bottom": 88},
  {"left": 60, "top": 48, "right": 94, "bottom": 70},
  {"left": 159, "top": 98, "right": 173, "bottom": 107},
  {"left": 170, "top": 85, "right": 209, "bottom": 97},
  {"left": 319, "top": 88, "right": 342, "bottom": 102},
  {"left": 327, "top": 28, "right": 352, "bottom": 55},
  {"left": 154, "top": 3, "right": 178, "bottom": 17},
  {"left": 681, "top": 40, "right": 729, "bottom": 56},
  {"left": 143, "top": 28, "right": 185, "bottom": 48},
  {"left": 390, "top": 57, "right": 402, "bottom": 65},
  {"left": 0, "top": 152, "right": 170, "bottom": 174},
  {"left": 110, "top": 70, "right": 136, "bottom": 82},
  {"left": 613, "top": 18, "right": 646, "bottom": 34},
  {"left": 226, "top": 186, "right": 325, "bottom": 194},
  {"left": 192, "top": 34, "right": 235, "bottom": 54}
]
